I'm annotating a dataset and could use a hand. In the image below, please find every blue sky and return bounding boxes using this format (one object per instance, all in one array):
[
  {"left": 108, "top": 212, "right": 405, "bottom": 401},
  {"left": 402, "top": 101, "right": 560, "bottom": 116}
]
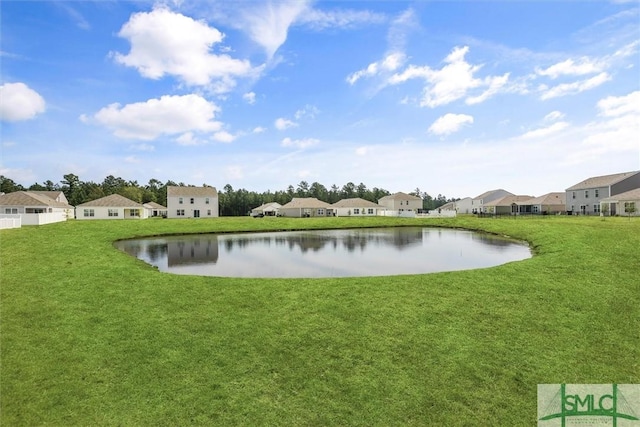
[{"left": 1, "top": 0, "right": 639, "bottom": 198}]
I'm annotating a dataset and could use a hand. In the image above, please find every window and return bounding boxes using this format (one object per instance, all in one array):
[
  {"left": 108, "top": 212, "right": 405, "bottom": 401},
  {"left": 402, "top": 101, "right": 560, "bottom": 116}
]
[
  {"left": 353, "top": 208, "right": 360, "bottom": 214},
  {"left": 585, "top": 190, "right": 589, "bottom": 198},
  {"left": 624, "top": 202, "right": 636, "bottom": 211},
  {"left": 595, "top": 189, "right": 599, "bottom": 197},
  {"left": 108, "top": 209, "right": 118, "bottom": 217},
  {"left": 84, "top": 209, "right": 94, "bottom": 217},
  {"left": 5, "top": 208, "right": 17, "bottom": 214},
  {"left": 205, "top": 198, "right": 210, "bottom": 204},
  {"left": 400, "top": 201, "right": 403, "bottom": 205},
  {"left": 368, "top": 208, "right": 374, "bottom": 214},
  {"left": 129, "top": 209, "right": 139, "bottom": 217},
  {"left": 317, "top": 209, "right": 325, "bottom": 216},
  {"left": 532, "top": 206, "right": 539, "bottom": 213},
  {"left": 190, "top": 198, "right": 194, "bottom": 204},
  {"left": 179, "top": 197, "right": 183, "bottom": 204},
  {"left": 593, "top": 204, "right": 600, "bottom": 214},
  {"left": 177, "top": 209, "right": 185, "bottom": 216},
  {"left": 207, "top": 210, "right": 211, "bottom": 216},
  {"left": 572, "top": 192, "right": 576, "bottom": 199}
]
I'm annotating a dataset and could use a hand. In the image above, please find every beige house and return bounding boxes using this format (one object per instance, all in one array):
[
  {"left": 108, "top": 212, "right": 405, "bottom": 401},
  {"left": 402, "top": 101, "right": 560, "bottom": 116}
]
[
  {"left": 144, "top": 201, "right": 167, "bottom": 217},
  {"left": 76, "top": 194, "right": 148, "bottom": 220},
  {"left": 331, "top": 198, "right": 385, "bottom": 217},
  {"left": 377, "top": 192, "right": 422, "bottom": 212},
  {"left": 471, "top": 189, "right": 514, "bottom": 214},
  {"left": 0, "top": 191, "right": 74, "bottom": 226},
  {"left": 439, "top": 197, "right": 473, "bottom": 214},
  {"left": 279, "top": 198, "right": 333, "bottom": 217},
  {"left": 600, "top": 188, "right": 640, "bottom": 217},
  {"left": 519, "top": 192, "right": 566, "bottom": 214},
  {"left": 166, "top": 186, "right": 218, "bottom": 219},
  {"left": 251, "top": 202, "right": 282, "bottom": 217},
  {"left": 482, "top": 195, "right": 534, "bottom": 215},
  {"left": 565, "top": 171, "right": 640, "bottom": 215}
]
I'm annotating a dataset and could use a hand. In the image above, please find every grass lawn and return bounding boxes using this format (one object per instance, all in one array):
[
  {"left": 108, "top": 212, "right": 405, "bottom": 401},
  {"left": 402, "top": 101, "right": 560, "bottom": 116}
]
[{"left": 1, "top": 216, "right": 638, "bottom": 426}]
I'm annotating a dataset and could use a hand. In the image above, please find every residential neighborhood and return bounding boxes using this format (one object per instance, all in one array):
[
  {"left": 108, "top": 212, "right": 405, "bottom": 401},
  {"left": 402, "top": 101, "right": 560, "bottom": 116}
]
[{"left": 1, "top": 170, "right": 639, "bottom": 229}]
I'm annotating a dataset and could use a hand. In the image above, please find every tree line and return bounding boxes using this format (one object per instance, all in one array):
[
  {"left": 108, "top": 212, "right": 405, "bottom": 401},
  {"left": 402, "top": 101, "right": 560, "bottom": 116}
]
[{"left": 1, "top": 174, "right": 457, "bottom": 216}]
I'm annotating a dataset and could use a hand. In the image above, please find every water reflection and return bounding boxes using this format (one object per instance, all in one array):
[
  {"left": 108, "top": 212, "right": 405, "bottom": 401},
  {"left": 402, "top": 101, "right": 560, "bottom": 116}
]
[{"left": 115, "top": 227, "right": 531, "bottom": 278}]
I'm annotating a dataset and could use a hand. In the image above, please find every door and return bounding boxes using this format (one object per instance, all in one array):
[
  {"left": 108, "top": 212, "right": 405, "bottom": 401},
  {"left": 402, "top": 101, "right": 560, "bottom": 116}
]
[{"left": 194, "top": 210, "right": 200, "bottom": 218}]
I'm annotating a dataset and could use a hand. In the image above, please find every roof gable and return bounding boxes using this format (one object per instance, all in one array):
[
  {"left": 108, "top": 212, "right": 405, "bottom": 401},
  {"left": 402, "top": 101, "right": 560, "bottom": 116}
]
[
  {"left": 566, "top": 171, "right": 639, "bottom": 191},
  {"left": 167, "top": 186, "right": 218, "bottom": 197},
  {"left": 378, "top": 192, "right": 421, "bottom": 201},
  {"left": 280, "top": 197, "right": 331, "bottom": 209},
  {"left": 331, "top": 198, "right": 383, "bottom": 208}
]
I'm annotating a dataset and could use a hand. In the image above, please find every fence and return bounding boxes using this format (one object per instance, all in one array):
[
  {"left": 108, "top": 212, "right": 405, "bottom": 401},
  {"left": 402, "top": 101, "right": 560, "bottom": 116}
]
[{"left": 0, "top": 215, "right": 22, "bottom": 229}]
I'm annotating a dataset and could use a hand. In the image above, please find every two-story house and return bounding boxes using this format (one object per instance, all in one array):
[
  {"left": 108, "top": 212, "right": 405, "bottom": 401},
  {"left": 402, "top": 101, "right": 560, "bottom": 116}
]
[
  {"left": 377, "top": 192, "right": 422, "bottom": 212},
  {"left": 166, "top": 186, "right": 219, "bottom": 219},
  {"left": 471, "top": 189, "right": 514, "bottom": 214},
  {"left": 565, "top": 171, "right": 640, "bottom": 215}
]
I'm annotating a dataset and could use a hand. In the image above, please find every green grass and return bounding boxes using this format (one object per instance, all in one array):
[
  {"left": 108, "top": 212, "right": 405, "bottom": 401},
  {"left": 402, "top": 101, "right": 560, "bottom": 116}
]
[{"left": 1, "top": 216, "right": 638, "bottom": 426}]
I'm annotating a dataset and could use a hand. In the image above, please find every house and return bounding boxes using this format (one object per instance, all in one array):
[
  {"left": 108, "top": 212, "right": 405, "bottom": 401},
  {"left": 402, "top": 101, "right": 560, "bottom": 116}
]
[
  {"left": 471, "top": 189, "right": 514, "bottom": 214},
  {"left": 0, "top": 191, "right": 74, "bottom": 226},
  {"left": 75, "top": 194, "right": 148, "bottom": 220},
  {"left": 278, "top": 198, "right": 333, "bottom": 218},
  {"left": 331, "top": 198, "right": 386, "bottom": 217},
  {"left": 482, "top": 195, "right": 534, "bottom": 215},
  {"left": 519, "top": 192, "right": 566, "bottom": 215},
  {"left": 166, "top": 186, "right": 219, "bottom": 219},
  {"left": 251, "top": 202, "right": 282, "bottom": 217},
  {"left": 377, "top": 192, "right": 422, "bottom": 212},
  {"left": 439, "top": 197, "right": 472, "bottom": 214},
  {"left": 565, "top": 171, "right": 640, "bottom": 215},
  {"left": 30, "top": 190, "right": 70, "bottom": 205},
  {"left": 600, "top": 188, "right": 640, "bottom": 217},
  {"left": 144, "top": 201, "right": 167, "bottom": 218}
]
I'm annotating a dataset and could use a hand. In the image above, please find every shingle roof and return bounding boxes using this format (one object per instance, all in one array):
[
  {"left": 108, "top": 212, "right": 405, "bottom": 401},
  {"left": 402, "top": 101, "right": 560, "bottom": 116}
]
[
  {"left": 30, "top": 190, "right": 66, "bottom": 201},
  {"left": 378, "top": 192, "right": 421, "bottom": 201},
  {"left": 143, "top": 201, "right": 166, "bottom": 209},
  {"left": 0, "top": 191, "right": 74, "bottom": 208},
  {"left": 280, "top": 198, "right": 331, "bottom": 209},
  {"left": 473, "top": 189, "right": 512, "bottom": 200},
  {"left": 76, "top": 194, "right": 143, "bottom": 208},
  {"left": 600, "top": 188, "right": 640, "bottom": 202},
  {"left": 565, "top": 171, "right": 639, "bottom": 191},
  {"left": 484, "top": 195, "right": 534, "bottom": 207},
  {"left": 523, "top": 192, "right": 565, "bottom": 206},
  {"left": 167, "top": 186, "right": 218, "bottom": 197},
  {"left": 252, "top": 202, "right": 282, "bottom": 211},
  {"left": 331, "top": 198, "right": 383, "bottom": 208}
]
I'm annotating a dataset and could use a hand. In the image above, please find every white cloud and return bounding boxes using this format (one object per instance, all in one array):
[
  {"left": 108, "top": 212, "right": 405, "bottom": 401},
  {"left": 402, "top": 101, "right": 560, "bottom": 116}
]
[
  {"left": 240, "top": 1, "right": 310, "bottom": 59},
  {"left": 294, "top": 104, "right": 320, "bottom": 120},
  {"left": 355, "top": 146, "right": 369, "bottom": 156},
  {"left": 243, "top": 92, "right": 256, "bottom": 104},
  {"left": 253, "top": 126, "right": 267, "bottom": 133},
  {"left": 347, "top": 52, "right": 406, "bottom": 85},
  {"left": 213, "top": 130, "right": 236, "bottom": 143},
  {"left": 90, "top": 94, "right": 222, "bottom": 140},
  {"left": 536, "top": 57, "right": 604, "bottom": 78},
  {"left": 544, "top": 111, "right": 565, "bottom": 122},
  {"left": 281, "top": 137, "right": 319, "bottom": 149},
  {"left": 130, "top": 143, "right": 155, "bottom": 152},
  {"left": 113, "top": 7, "right": 254, "bottom": 91},
  {"left": 124, "top": 156, "right": 140, "bottom": 164},
  {"left": 540, "top": 72, "right": 611, "bottom": 100},
  {"left": 176, "top": 132, "right": 205, "bottom": 146},
  {"left": 388, "top": 46, "right": 506, "bottom": 107},
  {"left": 297, "top": 8, "right": 386, "bottom": 30},
  {"left": 428, "top": 113, "right": 474, "bottom": 136},
  {"left": 597, "top": 90, "right": 640, "bottom": 117},
  {"left": 518, "top": 121, "right": 570, "bottom": 139},
  {"left": 0, "top": 82, "right": 46, "bottom": 122},
  {"left": 274, "top": 117, "right": 297, "bottom": 130}
]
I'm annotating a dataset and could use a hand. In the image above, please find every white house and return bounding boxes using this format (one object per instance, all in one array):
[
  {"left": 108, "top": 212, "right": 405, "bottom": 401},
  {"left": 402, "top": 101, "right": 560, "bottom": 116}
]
[
  {"left": 144, "top": 201, "right": 167, "bottom": 218},
  {"left": 251, "top": 202, "right": 282, "bottom": 217},
  {"left": 471, "top": 189, "right": 514, "bottom": 214},
  {"left": 75, "top": 194, "right": 148, "bottom": 220},
  {"left": 600, "top": 188, "right": 640, "bottom": 217},
  {"left": 0, "top": 191, "right": 74, "bottom": 226},
  {"left": 377, "top": 192, "right": 422, "bottom": 213},
  {"left": 166, "top": 186, "right": 219, "bottom": 219},
  {"left": 279, "top": 198, "right": 332, "bottom": 217},
  {"left": 439, "top": 197, "right": 473, "bottom": 214},
  {"left": 331, "top": 198, "right": 385, "bottom": 217}
]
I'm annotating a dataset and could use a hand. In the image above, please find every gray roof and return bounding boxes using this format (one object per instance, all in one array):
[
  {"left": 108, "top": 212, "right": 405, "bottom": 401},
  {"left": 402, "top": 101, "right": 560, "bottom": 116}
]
[
  {"left": 331, "top": 198, "right": 383, "bottom": 208},
  {"left": 252, "top": 202, "right": 282, "bottom": 211},
  {"left": 280, "top": 197, "right": 331, "bottom": 209},
  {"left": 473, "top": 189, "right": 512, "bottom": 200},
  {"left": 566, "top": 171, "right": 639, "bottom": 191},
  {"left": 484, "top": 195, "right": 534, "bottom": 207},
  {"left": 523, "top": 192, "right": 566, "bottom": 206},
  {"left": 167, "top": 186, "right": 218, "bottom": 197},
  {"left": 30, "top": 190, "right": 66, "bottom": 201},
  {"left": 600, "top": 188, "right": 640, "bottom": 202},
  {"left": 143, "top": 201, "right": 167, "bottom": 209},
  {"left": 378, "top": 192, "right": 421, "bottom": 201},
  {"left": 0, "top": 191, "right": 74, "bottom": 208},
  {"left": 76, "top": 194, "right": 143, "bottom": 208}
]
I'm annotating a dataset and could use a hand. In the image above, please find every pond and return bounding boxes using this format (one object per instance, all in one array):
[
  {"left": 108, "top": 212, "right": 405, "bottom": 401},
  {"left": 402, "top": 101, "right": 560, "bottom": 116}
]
[{"left": 115, "top": 227, "right": 531, "bottom": 278}]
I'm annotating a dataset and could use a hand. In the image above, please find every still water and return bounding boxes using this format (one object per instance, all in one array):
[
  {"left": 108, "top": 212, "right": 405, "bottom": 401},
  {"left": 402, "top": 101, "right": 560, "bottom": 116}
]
[{"left": 115, "top": 227, "right": 531, "bottom": 278}]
